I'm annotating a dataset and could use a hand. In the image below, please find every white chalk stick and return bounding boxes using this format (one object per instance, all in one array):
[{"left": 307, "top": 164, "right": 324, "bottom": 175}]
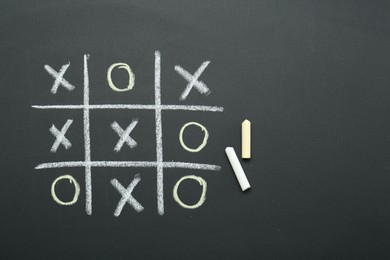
[
  {"left": 242, "top": 119, "right": 251, "bottom": 159},
  {"left": 225, "top": 147, "right": 251, "bottom": 191}
]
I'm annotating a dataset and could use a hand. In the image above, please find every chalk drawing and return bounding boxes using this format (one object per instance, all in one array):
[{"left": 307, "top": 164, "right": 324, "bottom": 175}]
[
  {"left": 83, "top": 54, "right": 92, "bottom": 215},
  {"left": 44, "top": 63, "right": 75, "bottom": 94},
  {"left": 32, "top": 104, "right": 223, "bottom": 112},
  {"left": 155, "top": 51, "right": 164, "bottom": 215},
  {"left": 175, "top": 61, "right": 211, "bottom": 101},
  {"left": 35, "top": 161, "right": 221, "bottom": 170},
  {"left": 111, "top": 119, "right": 138, "bottom": 152},
  {"left": 51, "top": 175, "right": 80, "bottom": 205},
  {"left": 33, "top": 51, "right": 224, "bottom": 215},
  {"left": 107, "top": 63, "right": 135, "bottom": 92},
  {"left": 173, "top": 175, "right": 207, "bottom": 209},
  {"left": 111, "top": 174, "right": 144, "bottom": 216},
  {"left": 179, "top": 122, "right": 209, "bottom": 152},
  {"left": 49, "top": 119, "right": 73, "bottom": 152}
]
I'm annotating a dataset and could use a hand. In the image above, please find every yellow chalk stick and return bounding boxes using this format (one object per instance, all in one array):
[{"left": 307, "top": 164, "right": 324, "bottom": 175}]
[{"left": 242, "top": 119, "right": 251, "bottom": 159}]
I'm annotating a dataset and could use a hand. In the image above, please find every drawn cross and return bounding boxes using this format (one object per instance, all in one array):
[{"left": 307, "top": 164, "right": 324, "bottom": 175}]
[
  {"left": 49, "top": 119, "right": 73, "bottom": 153},
  {"left": 175, "top": 61, "right": 211, "bottom": 101},
  {"left": 111, "top": 175, "right": 144, "bottom": 216},
  {"left": 111, "top": 118, "right": 138, "bottom": 152},
  {"left": 44, "top": 63, "right": 75, "bottom": 94}
]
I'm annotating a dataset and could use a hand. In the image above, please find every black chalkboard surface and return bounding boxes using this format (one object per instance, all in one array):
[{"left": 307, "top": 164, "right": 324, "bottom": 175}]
[{"left": 1, "top": 1, "right": 390, "bottom": 259}]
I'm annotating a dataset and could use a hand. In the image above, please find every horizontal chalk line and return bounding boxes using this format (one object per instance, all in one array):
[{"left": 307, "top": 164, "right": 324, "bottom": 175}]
[
  {"left": 32, "top": 104, "right": 224, "bottom": 112},
  {"left": 35, "top": 161, "right": 221, "bottom": 171}
]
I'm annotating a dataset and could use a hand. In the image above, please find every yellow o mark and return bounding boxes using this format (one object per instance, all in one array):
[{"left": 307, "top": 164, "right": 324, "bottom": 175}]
[
  {"left": 179, "top": 122, "right": 209, "bottom": 152},
  {"left": 51, "top": 175, "right": 80, "bottom": 206},
  {"left": 107, "top": 63, "right": 135, "bottom": 92},
  {"left": 173, "top": 175, "right": 207, "bottom": 209}
]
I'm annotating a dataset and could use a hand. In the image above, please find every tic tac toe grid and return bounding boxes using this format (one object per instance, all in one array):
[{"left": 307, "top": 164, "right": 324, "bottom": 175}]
[{"left": 32, "top": 51, "right": 224, "bottom": 215}]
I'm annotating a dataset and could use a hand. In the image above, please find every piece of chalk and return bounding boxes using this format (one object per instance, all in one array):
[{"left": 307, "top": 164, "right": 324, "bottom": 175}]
[
  {"left": 242, "top": 119, "right": 251, "bottom": 159},
  {"left": 225, "top": 147, "right": 251, "bottom": 191}
]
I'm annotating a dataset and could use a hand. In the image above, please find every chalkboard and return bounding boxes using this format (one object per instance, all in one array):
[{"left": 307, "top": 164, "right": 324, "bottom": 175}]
[{"left": 1, "top": 1, "right": 390, "bottom": 259}]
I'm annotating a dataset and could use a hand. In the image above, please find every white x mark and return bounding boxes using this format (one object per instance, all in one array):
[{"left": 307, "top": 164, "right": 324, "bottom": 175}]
[
  {"left": 44, "top": 62, "right": 75, "bottom": 94},
  {"left": 111, "top": 118, "right": 138, "bottom": 152},
  {"left": 49, "top": 119, "right": 73, "bottom": 153},
  {"left": 111, "top": 174, "right": 144, "bottom": 216},
  {"left": 175, "top": 61, "right": 211, "bottom": 101}
]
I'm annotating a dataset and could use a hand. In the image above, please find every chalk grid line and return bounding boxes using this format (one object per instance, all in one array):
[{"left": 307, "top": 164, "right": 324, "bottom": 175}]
[
  {"left": 83, "top": 55, "right": 92, "bottom": 215},
  {"left": 35, "top": 161, "right": 222, "bottom": 171},
  {"left": 33, "top": 51, "right": 224, "bottom": 215},
  {"left": 32, "top": 104, "right": 224, "bottom": 112},
  {"left": 154, "top": 51, "right": 164, "bottom": 215}
]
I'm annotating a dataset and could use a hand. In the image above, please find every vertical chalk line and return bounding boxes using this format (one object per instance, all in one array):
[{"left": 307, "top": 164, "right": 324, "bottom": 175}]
[
  {"left": 83, "top": 54, "right": 92, "bottom": 215},
  {"left": 155, "top": 51, "right": 164, "bottom": 215}
]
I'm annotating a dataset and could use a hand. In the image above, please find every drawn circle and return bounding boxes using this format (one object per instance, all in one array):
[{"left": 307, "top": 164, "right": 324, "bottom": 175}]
[
  {"left": 173, "top": 175, "right": 207, "bottom": 209},
  {"left": 51, "top": 175, "right": 80, "bottom": 206},
  {"left": 179, "top": 122, "right": 209, "bottom": 152},
  {"left": 107, "top": 63, "right": 135, "bottom": 92}
]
